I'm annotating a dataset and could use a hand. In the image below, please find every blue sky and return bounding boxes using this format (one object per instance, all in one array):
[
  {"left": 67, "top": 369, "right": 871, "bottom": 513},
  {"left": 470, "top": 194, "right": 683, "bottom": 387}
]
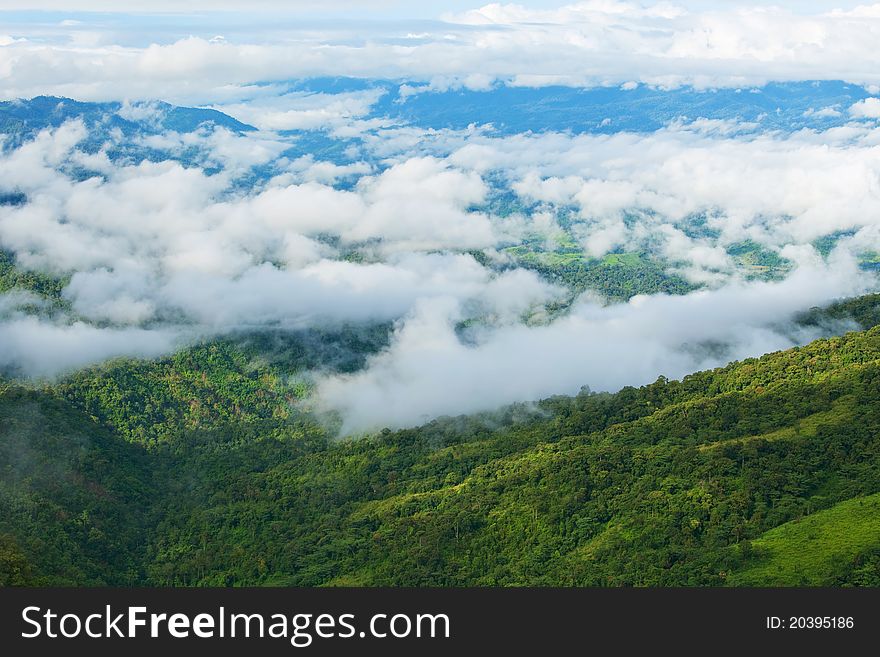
[{"left": 0, "top": 1, "right": 872, "bottom": 18}]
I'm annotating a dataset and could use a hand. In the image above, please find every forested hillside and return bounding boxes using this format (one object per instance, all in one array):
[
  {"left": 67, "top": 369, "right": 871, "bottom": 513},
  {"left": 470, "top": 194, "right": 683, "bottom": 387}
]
[{"left": 2, "top": 295, "right": 880, "bottom": 586}]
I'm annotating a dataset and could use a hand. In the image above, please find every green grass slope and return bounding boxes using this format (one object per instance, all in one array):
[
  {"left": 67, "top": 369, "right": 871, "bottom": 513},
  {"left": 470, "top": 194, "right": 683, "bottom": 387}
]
[{"left": 728, "top": 493, "right": 880, "bottom": 586}]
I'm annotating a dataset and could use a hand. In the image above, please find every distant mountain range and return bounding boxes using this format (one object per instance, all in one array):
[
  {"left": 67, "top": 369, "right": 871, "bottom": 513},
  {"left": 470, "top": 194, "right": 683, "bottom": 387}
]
[
  {"left": 2, "top": 78, "right": 874, "bottom": 152},
  {"left": 1, "top": 79, "right": 873, "bottom": 199}
]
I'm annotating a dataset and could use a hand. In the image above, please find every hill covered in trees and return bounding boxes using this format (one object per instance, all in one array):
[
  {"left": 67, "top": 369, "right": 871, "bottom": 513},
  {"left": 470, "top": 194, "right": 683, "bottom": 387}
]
[{"left": 2, "top": 295, "right": 880, "bottom": 586}]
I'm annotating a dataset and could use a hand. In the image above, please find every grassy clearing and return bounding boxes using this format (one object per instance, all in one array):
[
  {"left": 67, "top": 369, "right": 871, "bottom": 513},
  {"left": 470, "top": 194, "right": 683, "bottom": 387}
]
[{"left": 728, "top": 493, "right": 880, "bottom": 586}]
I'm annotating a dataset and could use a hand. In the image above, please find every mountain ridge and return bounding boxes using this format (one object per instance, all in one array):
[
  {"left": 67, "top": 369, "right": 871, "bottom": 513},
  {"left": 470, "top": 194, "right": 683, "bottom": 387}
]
[{"left": 2, "top": 295, "right": 879, "bottom": 586}]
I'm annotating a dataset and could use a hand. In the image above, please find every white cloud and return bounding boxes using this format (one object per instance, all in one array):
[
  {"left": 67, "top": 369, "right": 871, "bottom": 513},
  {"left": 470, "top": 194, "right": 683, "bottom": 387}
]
[
  {"left": 5, "top": 118, "right": 880, "bottom": 336},
  {"left": 0, "top": 315, "right": 178, "bottom": 379},
  {"left": 157, "top": 254, "right": 523, "bottom": 329},
  {"left": 213, "top": 89, "right": 386, "bottom": 131},
  {"left": 803, "top": 105, "right": 842, "bottom": 118},
  {"left": 5, "top": 3, "right": 880, "bottom": 102},
  {"left": 850, "top": 97, "right": 880, "bottom": 119},
  {"left": 447, "top": 122, "right": 880, "bottom": 252},
  {"left": 317, "top": 257, "right": 867, "bottom": 432}
]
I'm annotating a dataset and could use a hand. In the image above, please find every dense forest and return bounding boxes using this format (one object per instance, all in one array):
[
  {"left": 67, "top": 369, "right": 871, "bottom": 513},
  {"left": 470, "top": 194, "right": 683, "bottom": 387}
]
[{"left": 2, "top": 294, "right": 880, "bottom": 586}]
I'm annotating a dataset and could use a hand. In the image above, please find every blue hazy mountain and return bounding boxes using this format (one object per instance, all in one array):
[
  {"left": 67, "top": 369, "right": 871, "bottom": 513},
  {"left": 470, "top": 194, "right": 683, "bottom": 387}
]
[
  {"left": 0, "top": 95, "right": 254, "bottom": 145},
  {"left": 0, "top": 81, "right": 874, "bottom": 181},
  {"left": 0, "top": 96, "right": 256, "bottom": 177},
  {"left": 3, "top": 80, "right": 872, "bottom": 146},
  {"left": 287, "top": 78, "right": 871, "bottom": 135}
]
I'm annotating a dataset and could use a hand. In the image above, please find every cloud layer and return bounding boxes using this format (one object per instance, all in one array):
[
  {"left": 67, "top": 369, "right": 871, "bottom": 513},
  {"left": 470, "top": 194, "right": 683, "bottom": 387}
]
[
  {"left": 4, "top": 3, "right": 880, "bottom": 102},
  {"left": 317, "top": 258, "right": 867, "bottom": 432},
  {"left": 1, "top": 110, "right": 879, "bottom": 417},
  {"left": 2, "top": 3, "right": 880, "bottom": 430}
]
